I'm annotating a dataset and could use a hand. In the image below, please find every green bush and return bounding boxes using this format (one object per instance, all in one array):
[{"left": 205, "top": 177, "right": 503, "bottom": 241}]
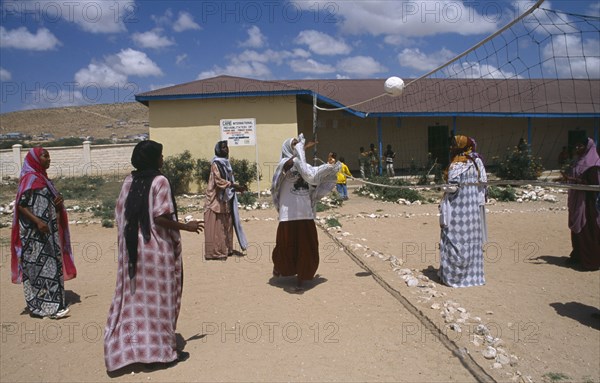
[
  {"left": 495, "top": 141, "right": 544, "bottom": 180},
  {"left": 162, "top": 150, "right": 195, "bottom": 195},
  {"left": 92, "top": 198, "right": 116, "bottom": 220},
  {"left": 45, "top": 137, "right": 85, "bottom": 147},
  {"left": 487, "top": 186, "right": 516, "bottom": 202},
  {"left": 195, "top": 158, "right": 212, "bottom": 186},
  {"left": 56, "top": 176, "right": 106, "bottom": 199},
  {"left": 237, "top": 191, "right": 257, "bottom": 206},
  {"left": 326, "top": 217, "right": 342, "bottom": 228},
  {"left": 230, "top": 158, "right": 260, "bottom": 189},
  {"left": 357, "top": 176, "right": 423, "bottom": 202}
]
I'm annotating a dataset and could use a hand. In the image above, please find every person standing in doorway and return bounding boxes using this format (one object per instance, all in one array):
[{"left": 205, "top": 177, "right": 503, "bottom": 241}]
[{"left": 384, "top": 144, "right": 396, "bottom": 177}]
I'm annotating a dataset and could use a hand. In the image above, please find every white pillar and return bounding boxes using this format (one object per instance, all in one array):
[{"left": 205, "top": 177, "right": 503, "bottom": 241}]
[
  {"left": 12, "top": 144, "right": 23, "bottom": 177},
  {"left": 83, "top": 141, "right": 91, "bottom": 176}
]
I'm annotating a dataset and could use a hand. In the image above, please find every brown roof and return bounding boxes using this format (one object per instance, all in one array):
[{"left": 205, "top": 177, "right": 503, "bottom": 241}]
[{"left": 136, "top": 75, "right": 600, "bottom": 116}]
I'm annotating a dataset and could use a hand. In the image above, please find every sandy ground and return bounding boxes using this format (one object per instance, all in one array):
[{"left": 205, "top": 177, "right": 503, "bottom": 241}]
[{"left": 1, "top": 182, "right": 598, "bottom": 383}]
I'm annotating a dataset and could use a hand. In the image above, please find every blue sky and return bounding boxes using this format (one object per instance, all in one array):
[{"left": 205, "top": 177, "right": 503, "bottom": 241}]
[{"left": 1, "top": 0, "right": 598, "bottom": 113}]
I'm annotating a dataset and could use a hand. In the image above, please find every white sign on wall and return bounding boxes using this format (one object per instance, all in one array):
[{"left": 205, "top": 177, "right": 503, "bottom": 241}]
[{"left": 220, "top": 118, "right": 256, "bottom": 146}]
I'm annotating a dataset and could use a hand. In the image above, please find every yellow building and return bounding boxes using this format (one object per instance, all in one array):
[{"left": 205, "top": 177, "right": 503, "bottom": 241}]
[{"left": 136, "top": 75, "right": 600, "bottom": 187}]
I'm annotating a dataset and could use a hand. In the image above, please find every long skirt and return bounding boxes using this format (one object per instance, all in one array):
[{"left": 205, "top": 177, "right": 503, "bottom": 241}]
[
  {"left": 204, "top": 209, "right": 233, "bottom": 259},
  {"left": 272, "top": 220, "right": 319, "bottom": 281},
  {"left": 570, "top": 199, "right": 600, "bottom": 270}
]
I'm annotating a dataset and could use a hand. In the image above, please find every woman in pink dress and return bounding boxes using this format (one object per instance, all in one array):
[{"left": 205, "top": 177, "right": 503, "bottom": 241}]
[{"left": 104, "top": 140, "right": 203, "bottom": 372}]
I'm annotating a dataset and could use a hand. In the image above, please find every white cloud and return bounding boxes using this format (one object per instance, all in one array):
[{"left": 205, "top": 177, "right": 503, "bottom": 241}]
[
  {"left": 74, "top": 62, "right": 128, "bottom": 88},
  {"left": 1, "top": 0, "right": 135, "bottom": 34},
  {"left": 75, "top": 48, "right": 162, "bottom": 88},
  {"left": 295, "top": 30, "right": 351, "bottom": 55},
  {"left": 0, "top": 67, "right": 12, "bottom": 81},
  {"left": 398, "top": 47, "right": 456, "bottom": 71},
  {"left": 176, "top": 54, "right": 188, "bottom": 65},
  {"left": 291, "top": 1, "right": 499, "bottom": 38},
  {"left": 132, "top": 29, "right": 175, "bottom": 49},
  {"left": 336, "top": 56, "right": 387, "bottom": 76},
  {"left": 0, "top": 27, "right": 61, "bottom": 50},
  {"left": 149, "top": 83, "right": 176, "bottom": 91},
  {"left": 22, "top": 88, "right": 86, "bottom": 110},
  {"left": 542, "top": 34, "right": 600, "bottom": 78},
  {"left": 444, "top": 61, "right": 519, "bottom": 79},
  {"left": 198, "top": 61, "right": 272, "bottom": 80},
  {"left": 290, "top": 59, "right": 335, "bottom": 74},
  {"left": 173, "top": 11, "right": 201, "bottom": 32},
  {"left": 240, "top": 26, "right": 266, "bottom": 48},
  {"left": 197, "top": 48, "right": 310, "bottom": 80}
]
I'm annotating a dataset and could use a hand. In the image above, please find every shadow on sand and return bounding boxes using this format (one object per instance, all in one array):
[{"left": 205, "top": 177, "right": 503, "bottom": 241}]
[
  {"left": 550, "top": 302, "right": 600, "bottom": 331},
  {"left": 268, "top": 274, "right": 328, "bottom": 295}
]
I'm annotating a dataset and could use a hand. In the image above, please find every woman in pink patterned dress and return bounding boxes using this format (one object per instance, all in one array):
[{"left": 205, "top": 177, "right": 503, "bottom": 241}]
[{"left": 104, "top": 140, "right": 203, "bottom": 372}]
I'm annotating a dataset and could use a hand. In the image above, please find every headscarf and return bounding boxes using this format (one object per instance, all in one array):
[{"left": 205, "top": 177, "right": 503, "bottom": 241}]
[
  {"left": 445, "top": 135, "right": 479, "bottom": 181},
  {"left": 124, "top": 140, "right": 177, "bottom": 285},
  {"left": 271, "top": 138, "right": 296, "bottom": 210},
  {"left": 11, "top": 147, "right": 76, "bottom": 284},
  {"left": 567, "top": 137, "right": 600, "bottom": 233}
]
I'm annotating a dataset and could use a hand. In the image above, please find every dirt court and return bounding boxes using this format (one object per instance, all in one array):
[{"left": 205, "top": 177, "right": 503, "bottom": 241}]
[{"left": 1, "top": 183, "right": 598, "bottom": 383}]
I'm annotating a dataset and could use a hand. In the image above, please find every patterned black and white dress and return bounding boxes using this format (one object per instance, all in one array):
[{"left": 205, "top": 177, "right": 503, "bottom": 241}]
[
  {"left": 439, "top": 158, "right": 488, "bottom": 287},
  {"left": 18, "top": 187, "right": 66, "bottom": 316}
]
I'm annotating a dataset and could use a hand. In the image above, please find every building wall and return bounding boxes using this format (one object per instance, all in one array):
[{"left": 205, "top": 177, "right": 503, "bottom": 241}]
[
  {"left": 0, "top": 143, "right": 136, "bottom": 180},
  {"left": 294, "top": 101, "right": 596, "bottom": 173},
  {"left": 147, "top": 96, "right": 298, "bottom": 190}
]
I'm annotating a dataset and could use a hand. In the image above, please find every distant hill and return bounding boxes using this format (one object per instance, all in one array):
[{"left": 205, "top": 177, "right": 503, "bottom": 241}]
[{"left": 0, "top": 102, "right": 149, "bottom": 140}]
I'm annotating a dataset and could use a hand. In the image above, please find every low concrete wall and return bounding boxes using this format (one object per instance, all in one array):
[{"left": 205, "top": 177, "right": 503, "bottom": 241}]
[{"left": 0, "top": 142, "right": 136, "bottom": 180}]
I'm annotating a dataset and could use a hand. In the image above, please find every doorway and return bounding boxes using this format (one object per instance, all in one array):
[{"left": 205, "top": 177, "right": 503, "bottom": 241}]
[{"left": 428, "top": 125, "right": 450, "bottom": 169}]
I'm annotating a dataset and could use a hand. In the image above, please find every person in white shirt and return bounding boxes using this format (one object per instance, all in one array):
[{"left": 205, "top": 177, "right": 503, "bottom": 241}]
[{"left": 270, "top": 134, "right": 340, "bottom": 292}]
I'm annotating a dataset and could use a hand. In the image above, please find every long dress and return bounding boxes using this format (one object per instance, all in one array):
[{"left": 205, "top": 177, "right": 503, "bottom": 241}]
[
  {"left": 203, "top": 162, "right": 234, "bottom": 259},
  {"left": 17, "top": 187, "right": 67, "bottom": 317},
  {"left": 439, "top": 158, "right": 487, "bottom": 287},
  {"left": 104, "top": 175, "right": 183, "bottom": 371},
  {"left": 568, "top": 166, "right": 600, "bottom": 270}
]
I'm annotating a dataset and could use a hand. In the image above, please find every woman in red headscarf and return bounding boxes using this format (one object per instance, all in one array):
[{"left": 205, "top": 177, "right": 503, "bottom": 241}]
[{"left": 10, "top": 147, "right": 76, "bottom": 318}]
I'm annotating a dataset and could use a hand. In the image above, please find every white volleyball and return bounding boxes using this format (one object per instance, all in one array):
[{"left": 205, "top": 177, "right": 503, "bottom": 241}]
[{"left": 384, "top": 76, "right": 405, "bottom": 96}]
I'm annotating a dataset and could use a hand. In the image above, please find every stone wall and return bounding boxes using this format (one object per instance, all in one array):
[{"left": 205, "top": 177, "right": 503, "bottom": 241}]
[{"left": 0, "top": 142, "right": 136, "bottom": 180}]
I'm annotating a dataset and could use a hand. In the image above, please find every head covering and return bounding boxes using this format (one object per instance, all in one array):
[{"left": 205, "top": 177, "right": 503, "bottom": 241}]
[
  {"left": 11, "top": 147, "right": 76, "bottom": 284},
  {"left": 445, "top": 135, "right": 480, "bottom": 181},
  {"left": 214, "top": 140, "right": 228, "bottom": 158},
  {"left": 568, "top": 137, "right": 600, "bottom": 233},
  {"left": 124, "top": 140, "right": 176, "bottom": 288},
  {"left": 271, "top": 138, "right": 296, "bottom": 210}
]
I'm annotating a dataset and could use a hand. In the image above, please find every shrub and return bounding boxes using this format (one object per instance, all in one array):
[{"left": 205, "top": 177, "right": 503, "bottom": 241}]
[
  {"left": 162, "top": 150, "right": 195, "bottom": 195},
  {"left": 356, "top": 176, "right": 423, "bottom": 202},
  {"left": 326, "top": 217, "right": 342, "bottom": 228},
  {"left": 487, "top": 186, "right": 516, "bottom": 202},
  {"left": 495, "top": 141, "right": 544, "bottom": 180},
  {"left": 56, "top": 176, "right": 105, "bottom": 199},
  {"left": 230, "top": 158, "right": 260, "bottom": 189},
  {"left": 237, "top": 191, "right": 257, "bottom": 206},
  {"left": 45, "top": 137, "right": 84, "bottom": 147}
]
